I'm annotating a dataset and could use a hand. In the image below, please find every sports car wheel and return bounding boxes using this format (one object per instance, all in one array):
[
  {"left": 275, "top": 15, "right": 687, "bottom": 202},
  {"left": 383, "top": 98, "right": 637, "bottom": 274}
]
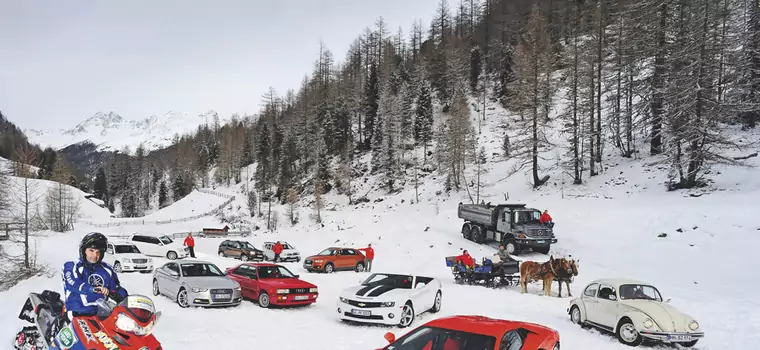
[
  {"left": 430, "top": 291, "right": 442, "bottom": 313},
  {"left": 258, "top": 292, "right": 271, "bottom": 308},
  {"left": 152, "top": 279, "right": 160, "bottom": 296},
  {"left": 113, "top": 262, "right": 122, "bottom": 273},
  {"left": 176, "top": 288, "right": 189, "bottom": 308},
  {"left": 570, "top": 306, "right": 582, "bottom": 325},
  {"left": 324, "top": 263, "right": 334, "bottom": 273},
  {"left": 616, "top": 319, "right": 642, "bottom": 346},
  {"left": 398, "top": 302, "right": 415, "bottom": 328},
  {"left": 241, "top": 255, "right": 249, "bottom": 261}
]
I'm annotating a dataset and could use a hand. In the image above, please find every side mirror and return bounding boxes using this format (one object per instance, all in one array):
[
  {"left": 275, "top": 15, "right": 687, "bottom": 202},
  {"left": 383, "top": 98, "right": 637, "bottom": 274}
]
[
  {"left": 293, "top": 275, "right": 300, "bottom": 278},
  {"left": 170, "top": 271, "right": 179, "bottom": 277},
  {"left": 384, "top": 332, "right": 396, "bottom": 343},
  {"left": 608, "top": 294, "right": 617, "bottom": 301},
  {"left": 416, "top": 282, "right": 426, "bottom": 289}
]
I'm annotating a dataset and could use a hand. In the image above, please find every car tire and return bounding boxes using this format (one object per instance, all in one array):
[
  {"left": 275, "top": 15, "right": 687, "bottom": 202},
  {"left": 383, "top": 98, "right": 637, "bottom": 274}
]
[
  {"left": 219, "top": 251, "right": 225, "bottom": 257},
  {"left": 324, "top": 263, "right": 335, "bottom": 273},
  {"left": 553, "top": 342, "right": 560, "bottom": 350},
  {"left": 430, "top": 291, "right": 442, "bottom": 313},
  {"left": 355, "top": 262, "right": 365, "bottom": 272},
  {"left": 398, "top": 301, "right": 415, "bottom": 328},
  {"left": 152, "top": 279, "right": 160, "bottom": 296},
  {"left": 471, "top": 225, "right": 484, "bottom": 244},
  {"left": 616, "top": 318, "right": 643, "bottom": 346},
  {"left": 680, "top": 340, "right": 698, "bottom": 348},
  {"left": 113, "top": 261, "right": 122, "bottom": 273},
  {"left": 241, "top": 255, "right": 249, "bottom": 261},
  {"left": 258, "top": 292, "right": 271, "bottom": 308},
  {"left": 461, "top": 224, "right": 472, "bottom": 240},
  {"left": 167, "top": 251, "right": 178, "bottom": 260},
  {"left": 176, "top": 288, "right": 190, "bottom": 308},
  {"left": 570, "top": 305, "right": 583, "bottom": 326}
]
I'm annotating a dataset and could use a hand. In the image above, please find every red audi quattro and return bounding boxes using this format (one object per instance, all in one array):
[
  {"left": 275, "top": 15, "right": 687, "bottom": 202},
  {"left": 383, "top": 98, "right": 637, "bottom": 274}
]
[
  {"left": 378, "top": 315, "right": 560, "bottom": 350},
  {"left": 225, "top": 262, "right": 318, "bottom": 308}
]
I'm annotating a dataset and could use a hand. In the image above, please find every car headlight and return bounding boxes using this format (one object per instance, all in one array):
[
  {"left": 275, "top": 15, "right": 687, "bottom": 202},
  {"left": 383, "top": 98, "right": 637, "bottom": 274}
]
[
  {"left": 314, "top": 260, "right": 323, "bottom": 263},
  {"left": 115, "top": 313, "right": 154, "bottom": 336},
  {"left": 339, "top": 297, "right": 348, "bottom": 303},
  {"left": 382, "top": 301, "right": 395, "bottom": 307},
  {"left": 310, "top": 288, "right": 318, "bottom": 293},
  {"left": 276, "top": 289, "right": 289, "bottom": 294},
  {"left": 122, "top": 258, "right": 131, "bottom": 263},
  {"left": 689, "top": 320, "right": 699, "bottom": 331},
  {"left": 643, "top": 319, "right": 653, "bottom": 328},
  {"left": 191, "top": 287, "right": 208, "bottom": 293}
]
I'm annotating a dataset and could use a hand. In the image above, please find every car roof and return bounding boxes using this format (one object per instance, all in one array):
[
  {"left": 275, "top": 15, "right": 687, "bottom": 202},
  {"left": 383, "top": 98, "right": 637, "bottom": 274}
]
[
  {"left": 587, "top": 278, "right": 651, "bottom": 287},
  {"left": 131, "top": 233, "right": 171, "bottom": 237},
  {"left": 241, "top": 262, "right": 280, "bottom": 267},
  {"left": 423, "top": 315, "right": 555, "bottom": 337},
  {"left": 173, "top": 259, "right": 215, "bottom": 265},
  {"left": 109, "top": 241, "right": 136, "bottom": 246}
]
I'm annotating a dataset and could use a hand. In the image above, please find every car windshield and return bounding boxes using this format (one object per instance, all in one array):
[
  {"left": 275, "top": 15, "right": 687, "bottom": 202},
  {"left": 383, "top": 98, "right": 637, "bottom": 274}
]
[
  {"left": 362, "top": 273, "right": 413, "bottom": 289},
  {"left": 158, "top": 235, "right": 173, "bottom": 245},
  {"left": 114, "top": 245, "right": 141, "bottom": 254},
  {"left": 180, "top": 263, "right": 224, "bottom": 277},
  {"left": 317, "top": 248, "right": 335, "bottom": 256},
  {"left": 257, "top": 265, "right": 296, "bottom": 279},
  {"left": 242, "top": 242, "right": 257, "bottom": 250},
  {"left": 619, "top": 284, "right": 663, "bottom": 301},
  {"left": 383, "top": 326, "right": 496, "bottom": 350},
  {"left": 282, "top": 243, "right": 293, "bottom": 249}
]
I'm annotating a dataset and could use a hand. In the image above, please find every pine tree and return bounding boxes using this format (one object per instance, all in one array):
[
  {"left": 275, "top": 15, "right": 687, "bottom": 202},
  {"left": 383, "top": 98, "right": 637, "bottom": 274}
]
[
  {"left": 363, "top": 64, "right": 380, "bottom": 150},
  {"left": 93, "top": 167, "right": 107, "bottom": 200},
  {"left": 158, "top": 181, "right": 168, "bottom": 208},
  {"left": 414, "top": 79, "right": 434, "bottom": 162}
]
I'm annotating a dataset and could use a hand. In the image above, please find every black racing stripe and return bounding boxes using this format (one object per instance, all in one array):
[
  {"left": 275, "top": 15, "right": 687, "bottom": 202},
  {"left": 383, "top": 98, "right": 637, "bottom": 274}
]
[
  {"left": 355, "top": 285, "right": 375, "bottom": 296},
  {"left": 366, "top": 285, "right": 399, "bottom": 297}
]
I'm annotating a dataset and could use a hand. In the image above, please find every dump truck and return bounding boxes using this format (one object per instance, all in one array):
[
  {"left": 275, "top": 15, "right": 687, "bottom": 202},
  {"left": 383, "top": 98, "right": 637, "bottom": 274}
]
[{"left": 457, "top": 202, "right": 557, "bottom": 255}]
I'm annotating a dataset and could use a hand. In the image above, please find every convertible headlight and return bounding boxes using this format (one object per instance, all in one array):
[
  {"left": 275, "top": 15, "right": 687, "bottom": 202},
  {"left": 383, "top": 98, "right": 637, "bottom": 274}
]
[
  {"left": 310, "top": 288, "right": 318, "bottom": 293},
  {"left": 643, "top": 319, "right": 653, "bottom": 329},
  {"left": 339, "top": 297, "right": 348, "bottom": 303},
  {"left": 115, "top": 313, "right": 154, "bottom": 336},
  {"left": 689, "top": 320, "right": 699, "bottom": 331},
  {"left": 276, "top": 289, "right": 289, "bottom": 294},
  {"left": 382, "top": 301, "right": 395, "bottom": 307},
  {"left": 191, "top": 287, "right": 208, "bottom": 293}
]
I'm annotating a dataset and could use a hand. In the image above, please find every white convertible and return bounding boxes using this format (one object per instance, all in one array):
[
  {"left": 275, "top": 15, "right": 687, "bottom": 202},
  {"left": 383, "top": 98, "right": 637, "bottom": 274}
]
[
  {"left": 568, "top": 278, "right": 704, "bottom": 347},
  {"left": 337, "top": 273, "right": 442, "bottom": 328}
]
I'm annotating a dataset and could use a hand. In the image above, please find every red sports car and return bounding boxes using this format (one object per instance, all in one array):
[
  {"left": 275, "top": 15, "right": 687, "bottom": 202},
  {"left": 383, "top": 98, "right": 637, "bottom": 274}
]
[
  {"left": 377, "top": 315, "right": 560, "bottom": 350},
  {"left": 225, "top": 262, "right": 318, "bottom": 308}
]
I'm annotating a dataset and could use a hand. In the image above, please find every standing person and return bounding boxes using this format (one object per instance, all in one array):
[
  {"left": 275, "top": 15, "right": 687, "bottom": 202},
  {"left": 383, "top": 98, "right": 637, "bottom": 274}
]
[
  {"left": 357, "top": 243, "right": 374, "bottom": 272},
  {"left": 272, "top": 241, "right": 283, "bottom": 262},
  {"left": 184, "top": 232, "right": 195, "bottom": 258}
]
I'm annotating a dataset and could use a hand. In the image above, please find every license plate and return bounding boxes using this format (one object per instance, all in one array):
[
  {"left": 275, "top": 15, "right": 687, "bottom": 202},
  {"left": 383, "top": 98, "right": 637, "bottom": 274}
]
[
  {"left": 213, "top": 294, "right": 231, "bottom": 299},
  {"left": 351, "top": 309, "right": 370, "bottom": 316},
  {"left": 537, "top": 240, "right": 545, "bottom": 244},
  {"left": 667, "top": 335, "right": 692, "bottom": 341},
  {"left": 134, "top": 266, "right": 146, "bottom": 269},
  {"left": 294, "top": 295, "right": 308, "bottom": 300}
]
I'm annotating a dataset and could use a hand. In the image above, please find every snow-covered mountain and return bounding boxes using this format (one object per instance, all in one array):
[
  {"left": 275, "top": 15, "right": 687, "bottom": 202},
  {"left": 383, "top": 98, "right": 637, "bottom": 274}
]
[{"left": 25, "top": 110, "right": 226, "bottom": 151}]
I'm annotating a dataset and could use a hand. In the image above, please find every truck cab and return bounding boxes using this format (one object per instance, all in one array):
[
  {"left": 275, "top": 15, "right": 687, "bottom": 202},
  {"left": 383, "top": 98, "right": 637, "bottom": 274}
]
[{"left": 458, "top": 203, "right": 557, "bottom": 255}]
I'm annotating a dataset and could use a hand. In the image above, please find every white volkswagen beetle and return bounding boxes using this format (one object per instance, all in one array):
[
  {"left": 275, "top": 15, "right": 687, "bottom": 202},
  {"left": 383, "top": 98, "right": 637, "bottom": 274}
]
[{"left": 568, "top": 278, "right": 704, "bottom": 347}]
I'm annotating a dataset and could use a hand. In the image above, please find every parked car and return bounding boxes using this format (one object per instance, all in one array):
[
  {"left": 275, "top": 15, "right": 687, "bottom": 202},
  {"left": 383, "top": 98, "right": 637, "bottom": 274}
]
[
  {"left": 218, "top": 240, "right": 265, "bottom": 261},
  {"left": 130, "top": 233, "right": 188, "bottom": 260},
  {"left": 568, "top": 278, "right": 704, "bottom": 347},
  {"left": 225, "top": 262, "right": 318, "bottom": 308},
  {"left": 152, "top": 260, "right": 242, "bottom": 308},
  {"left": 103, "top": 240, "right": 153, "bottom": 273},
  {"left": 377, "top": 315, "right": 560, "bottom": 350},
  {"left": 262, "top": 241, "right": 301, "bottom": 262},
  {"left": 337, "top": 272, "right": 442, "bottom": 328},
  {"left": 304, "top": 247, "right": 366, "bottom": 273}
]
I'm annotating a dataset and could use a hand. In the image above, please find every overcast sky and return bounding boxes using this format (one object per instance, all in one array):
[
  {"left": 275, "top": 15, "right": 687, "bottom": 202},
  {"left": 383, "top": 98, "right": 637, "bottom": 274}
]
[{"left": 0, "top": 0, "right": 439, "bottom": 131}]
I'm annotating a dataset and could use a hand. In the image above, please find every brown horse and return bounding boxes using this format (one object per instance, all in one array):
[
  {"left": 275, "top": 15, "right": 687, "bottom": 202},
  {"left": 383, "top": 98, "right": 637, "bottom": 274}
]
[
  {"left": 547, "top": 258, "right": 579, "bottom": 298},
  {"left": 519, "top": 256, "right": 559, "bottom": 296}
]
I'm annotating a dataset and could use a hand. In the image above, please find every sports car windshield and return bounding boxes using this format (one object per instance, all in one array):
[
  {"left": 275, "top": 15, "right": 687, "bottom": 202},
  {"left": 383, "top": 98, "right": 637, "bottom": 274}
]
[
  {"left": 180, "top": 263, "right": 224, "bottom": 277},
  {"left": 619, "top": 284, "right": 663, "bottom": 301},
  {"left": 257, "top": 265, "right": 296, "bottom": 279},
  {"left": 362, "top": 273, "right": 413, "bottom": 289},
  {"left": 383, "top": 326, "right": 496, "bottom": 350}
]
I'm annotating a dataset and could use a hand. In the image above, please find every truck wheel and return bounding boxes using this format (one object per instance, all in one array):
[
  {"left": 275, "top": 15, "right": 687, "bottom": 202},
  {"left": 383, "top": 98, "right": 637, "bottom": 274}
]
[
  {"left": 461, "top": 224, "right": 472, "bottom": 240},
  {"left": 504, "top": 240, "right": 521, "bottom": 255},
  {"left": 472, "top": 226, "right": 484, "bottom": 244}
]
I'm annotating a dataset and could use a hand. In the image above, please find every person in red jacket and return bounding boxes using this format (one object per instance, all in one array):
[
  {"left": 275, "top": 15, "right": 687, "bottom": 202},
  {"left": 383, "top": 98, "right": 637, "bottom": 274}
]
[
  {"left": 272, "top": 241, "right": 283, "bottom": 262},
  {"left": 539, "top": 210, "right": 553, "bottom": 226},
  {"left": 183, "top": 232, "right": 195, "bottom": 258},
  {"left": 357, "top": 244, "right": 374, "bottom": 272},
  {"left": 455, "top": 250, "right": 475, "bottom": 269}
]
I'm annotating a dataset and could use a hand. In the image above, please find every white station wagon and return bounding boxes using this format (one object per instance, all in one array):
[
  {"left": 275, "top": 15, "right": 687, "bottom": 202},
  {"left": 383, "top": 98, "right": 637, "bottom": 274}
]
[
  {"left": 568, "top": 278, "right": 704, "bottom": 347},
  {"left": 103, "top": 241, "right": 153, "bottom": 273}
]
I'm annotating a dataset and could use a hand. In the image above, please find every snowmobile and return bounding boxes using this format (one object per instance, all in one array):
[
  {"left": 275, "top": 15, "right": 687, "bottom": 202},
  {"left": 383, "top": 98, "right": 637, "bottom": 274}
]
[{"left": 13, "top": 290, "right": 162, "bottom": 350}]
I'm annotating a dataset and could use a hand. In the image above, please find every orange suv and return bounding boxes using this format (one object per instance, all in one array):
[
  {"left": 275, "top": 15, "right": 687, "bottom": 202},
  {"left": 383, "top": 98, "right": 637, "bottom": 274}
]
[{"left": 303, "top": 247, "right": 366, "bottom": 273}]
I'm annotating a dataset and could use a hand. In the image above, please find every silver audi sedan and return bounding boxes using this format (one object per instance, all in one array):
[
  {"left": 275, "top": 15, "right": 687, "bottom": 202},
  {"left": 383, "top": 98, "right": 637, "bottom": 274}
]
[{"left": 152, "top": 259, "right": 242, "bottom": 308}]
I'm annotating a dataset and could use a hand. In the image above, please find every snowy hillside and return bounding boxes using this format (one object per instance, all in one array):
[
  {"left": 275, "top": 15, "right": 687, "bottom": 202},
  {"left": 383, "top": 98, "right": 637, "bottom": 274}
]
[
  {"left": 2, "top": 176, "right": 113, "bottom": 222},
  {"left": 24, "top": 110, "right": 227, "bottom": 151}
]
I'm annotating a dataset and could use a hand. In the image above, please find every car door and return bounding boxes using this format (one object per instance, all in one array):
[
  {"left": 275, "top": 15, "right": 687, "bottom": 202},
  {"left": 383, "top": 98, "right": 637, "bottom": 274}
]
[
  {"left": 589, "top": 284, "right": 618, "bottom": 327},
  {"left": 411, "top": 276, "right": 433, "bottom": 311},
  {"left": 263, "top": 243, "right": 274, "bottom": 260},
  {"left": 160, "top": 263, "right": 181, "bottom": 296},
  {"left": 131, "top": 236, "right": 148, "bottom": 255},
  {"left": 148, "top": 236, "right": 164, "bottom": 256},
  {"left": 228, "top": 265, "right": 255, "bottom": 299},
  {"left": 104, "top": 244, "right": 115, "bottom": 265},
  {"left": 580, "top": 283, "right": 599, "bottom": 322}
]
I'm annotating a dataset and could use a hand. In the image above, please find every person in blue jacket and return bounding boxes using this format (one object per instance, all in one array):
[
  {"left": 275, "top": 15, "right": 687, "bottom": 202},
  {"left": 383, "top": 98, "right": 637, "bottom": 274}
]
[{"left": 45, "top": 232, "right": 128, "bottom": 343}]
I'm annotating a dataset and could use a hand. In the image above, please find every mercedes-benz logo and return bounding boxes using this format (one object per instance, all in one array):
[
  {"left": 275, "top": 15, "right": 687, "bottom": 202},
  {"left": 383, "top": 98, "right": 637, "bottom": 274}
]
[{"left": 88, "top": 274, "right": 105, "bottom": 287}]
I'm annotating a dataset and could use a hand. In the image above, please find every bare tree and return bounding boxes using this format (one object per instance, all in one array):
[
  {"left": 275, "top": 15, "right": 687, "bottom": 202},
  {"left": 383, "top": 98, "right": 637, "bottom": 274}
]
[
  {"left": 285, "top": 187, "right": 299, "bottom": 226},
  {"left": 313, "top": 180, "right": 324, "bottom": 223},
  {"left": 44, "top": 160, "right": 81, "bottom": 232},
  {"left": 10, "top": 144, "right": 44, "bottom": 268}
]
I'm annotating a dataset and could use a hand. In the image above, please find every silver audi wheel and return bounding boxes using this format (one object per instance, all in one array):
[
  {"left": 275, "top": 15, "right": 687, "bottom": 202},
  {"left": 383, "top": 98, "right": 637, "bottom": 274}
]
[{"left": 177, "top": 289, "right": 189, "bottom": 308}]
